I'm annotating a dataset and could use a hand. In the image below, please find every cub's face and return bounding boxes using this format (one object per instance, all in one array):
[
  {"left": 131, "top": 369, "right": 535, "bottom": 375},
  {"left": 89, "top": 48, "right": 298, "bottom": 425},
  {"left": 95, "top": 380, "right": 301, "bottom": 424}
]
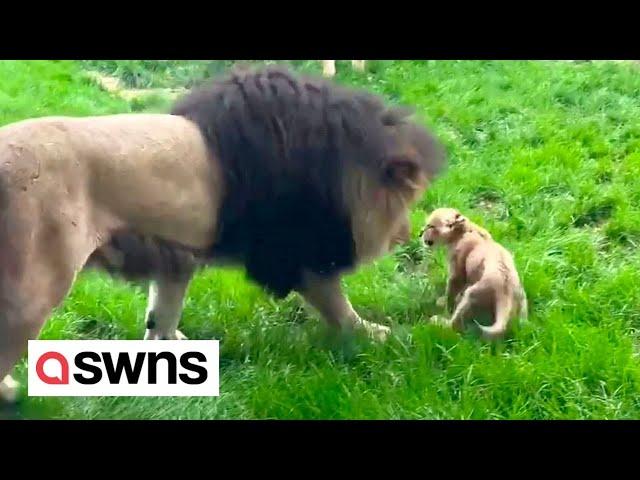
[{"left": 422, "top": 208, "right": 465, "bottom": 246}]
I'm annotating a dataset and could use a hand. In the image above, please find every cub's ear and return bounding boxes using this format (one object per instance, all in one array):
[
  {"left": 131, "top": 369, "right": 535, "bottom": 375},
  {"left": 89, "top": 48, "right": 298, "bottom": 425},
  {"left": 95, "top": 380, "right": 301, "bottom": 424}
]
[
  {"left": 452, "top": 212, "right": 466, "bottom": 229},
  {"left": 383, "top": 156, "right": 421, "bottom": 190}
]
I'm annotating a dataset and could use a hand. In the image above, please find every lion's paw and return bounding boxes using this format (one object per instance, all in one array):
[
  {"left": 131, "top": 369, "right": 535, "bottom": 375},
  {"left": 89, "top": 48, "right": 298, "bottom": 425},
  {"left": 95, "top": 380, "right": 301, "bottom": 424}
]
[
  {"left": 356, "top": 319, "right": 391, "bottom": 342},
  {"left": 0, "top": 375, "right": 19, "bottom": 404},
  {"left": 144, "top": 329, "right": 188, "bottom": 341}
]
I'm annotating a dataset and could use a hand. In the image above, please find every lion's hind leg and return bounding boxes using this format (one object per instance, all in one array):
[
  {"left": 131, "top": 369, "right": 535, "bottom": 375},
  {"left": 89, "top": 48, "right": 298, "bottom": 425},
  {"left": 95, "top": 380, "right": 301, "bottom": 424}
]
[{"left": 0, "top": 204, "right": 96, "bottom": 402}]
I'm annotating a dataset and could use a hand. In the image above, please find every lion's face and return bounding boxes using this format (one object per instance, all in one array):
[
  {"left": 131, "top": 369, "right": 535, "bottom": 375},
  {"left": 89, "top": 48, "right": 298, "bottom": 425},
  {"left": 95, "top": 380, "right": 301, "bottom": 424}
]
[{"left": 347, "top": 125, "right": 436, "bottom": 263}]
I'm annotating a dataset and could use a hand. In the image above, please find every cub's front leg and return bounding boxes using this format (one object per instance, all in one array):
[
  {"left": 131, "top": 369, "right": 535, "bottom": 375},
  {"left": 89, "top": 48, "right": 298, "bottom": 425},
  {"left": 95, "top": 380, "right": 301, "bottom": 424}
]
[
  {"left": 436, "top": 266, "right": 467, "bottom": 313},
  {"left": 445, "top": 274, "right": 467, "bottom": 312}
]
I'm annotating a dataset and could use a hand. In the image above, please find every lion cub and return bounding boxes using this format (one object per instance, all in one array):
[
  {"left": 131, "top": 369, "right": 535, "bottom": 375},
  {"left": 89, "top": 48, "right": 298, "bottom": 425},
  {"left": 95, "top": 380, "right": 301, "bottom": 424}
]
[{"left": 421, "top": 208, "right": 527, "bottom": 340}]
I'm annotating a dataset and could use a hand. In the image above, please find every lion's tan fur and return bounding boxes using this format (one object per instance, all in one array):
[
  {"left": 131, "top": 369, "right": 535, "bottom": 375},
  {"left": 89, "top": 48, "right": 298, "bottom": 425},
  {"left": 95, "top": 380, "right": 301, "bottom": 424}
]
[
  {"left": 0, "top": 114, "right": 227, "bottom": 401},
  {"left": 1, "top": 114, "right": 223, "bottom": 250}
]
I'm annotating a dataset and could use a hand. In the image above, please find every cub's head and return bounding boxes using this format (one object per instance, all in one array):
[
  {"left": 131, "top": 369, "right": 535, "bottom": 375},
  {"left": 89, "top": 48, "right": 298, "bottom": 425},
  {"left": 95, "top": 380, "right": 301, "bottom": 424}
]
[{"left": 421, "top": 208, "right": 467, "bottom": 247}]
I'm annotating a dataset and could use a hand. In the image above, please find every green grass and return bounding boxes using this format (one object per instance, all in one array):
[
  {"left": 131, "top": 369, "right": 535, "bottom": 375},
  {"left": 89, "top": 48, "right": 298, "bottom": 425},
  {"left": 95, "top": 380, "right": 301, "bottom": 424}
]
[
  {"left": 3, "top": 59, "right": 640, "bottom": 419},
  {"left": 81, "top": 60, "right": 322, "bottom": 89}
]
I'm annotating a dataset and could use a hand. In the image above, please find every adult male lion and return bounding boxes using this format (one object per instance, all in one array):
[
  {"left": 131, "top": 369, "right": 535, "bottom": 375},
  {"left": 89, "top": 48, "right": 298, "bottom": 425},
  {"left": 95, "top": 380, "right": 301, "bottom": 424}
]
[{"left": 0, "top": 66, "right": 445, "bottom": 401}]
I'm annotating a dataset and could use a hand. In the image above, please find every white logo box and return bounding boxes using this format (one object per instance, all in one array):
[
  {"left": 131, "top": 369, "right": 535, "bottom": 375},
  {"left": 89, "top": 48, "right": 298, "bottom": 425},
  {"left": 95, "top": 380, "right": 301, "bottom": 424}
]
[{"left": 28, "top": 340, "right": 219, "bottom": 397}]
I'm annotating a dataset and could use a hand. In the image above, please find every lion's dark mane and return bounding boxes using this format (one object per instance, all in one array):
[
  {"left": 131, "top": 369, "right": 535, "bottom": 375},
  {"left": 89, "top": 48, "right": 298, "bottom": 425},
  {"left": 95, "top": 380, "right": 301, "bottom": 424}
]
[{"left": 170, "top": 66, "right": 419, "bottom": 297}]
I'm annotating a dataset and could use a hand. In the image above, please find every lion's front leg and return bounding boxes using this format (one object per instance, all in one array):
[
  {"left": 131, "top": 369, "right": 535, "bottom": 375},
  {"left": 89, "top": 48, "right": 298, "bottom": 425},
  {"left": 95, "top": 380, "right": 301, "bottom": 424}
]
[
  {"left": 298, "top": 272, "right": 390, "bottom": 341},
  {"left": 0, "top": 375, "right": 19, "bottom": 403},
  {"left": 143, "top": 275, "right": 192, "bottom": 340}
]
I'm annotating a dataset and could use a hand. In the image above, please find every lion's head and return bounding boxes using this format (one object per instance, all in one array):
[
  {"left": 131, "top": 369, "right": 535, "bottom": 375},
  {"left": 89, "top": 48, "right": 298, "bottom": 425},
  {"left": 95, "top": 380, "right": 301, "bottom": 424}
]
[{"left": 171, "top": 65, "right": 446, "bottom": 297}]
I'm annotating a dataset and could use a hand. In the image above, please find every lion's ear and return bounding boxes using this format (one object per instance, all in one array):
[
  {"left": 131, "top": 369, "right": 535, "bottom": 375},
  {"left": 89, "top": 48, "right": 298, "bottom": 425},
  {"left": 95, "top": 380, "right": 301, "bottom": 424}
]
[
  {"left": 380, "top": 106, "right": 415, "bottom": 126},
  {"left": 383, "top": 156, "right": 420, "bottom": 190}
]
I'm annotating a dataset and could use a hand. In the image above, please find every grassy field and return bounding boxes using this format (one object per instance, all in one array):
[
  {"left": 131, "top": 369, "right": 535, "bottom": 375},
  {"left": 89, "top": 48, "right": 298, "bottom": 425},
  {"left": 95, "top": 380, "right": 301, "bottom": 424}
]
[{"left": 3, "top": 60, "right": 640, "bottom": 419}]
